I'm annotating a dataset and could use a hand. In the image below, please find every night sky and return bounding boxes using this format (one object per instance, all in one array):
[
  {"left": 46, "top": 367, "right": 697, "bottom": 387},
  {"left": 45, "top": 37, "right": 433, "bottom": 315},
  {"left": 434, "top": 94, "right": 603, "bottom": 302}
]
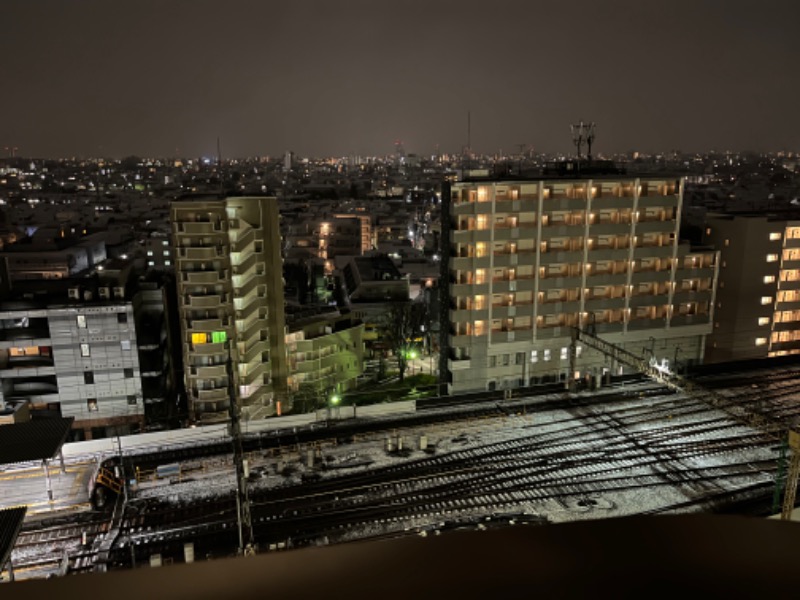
[{"left": 3, "top": 0, "right": 799, "bottom": 159}]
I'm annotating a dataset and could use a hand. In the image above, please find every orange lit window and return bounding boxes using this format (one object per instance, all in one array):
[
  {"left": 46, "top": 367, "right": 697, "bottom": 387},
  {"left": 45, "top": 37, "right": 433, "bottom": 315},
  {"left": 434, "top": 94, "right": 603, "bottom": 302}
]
[{"left": 192, "top": 333, "right": 208, "bottom": 344}]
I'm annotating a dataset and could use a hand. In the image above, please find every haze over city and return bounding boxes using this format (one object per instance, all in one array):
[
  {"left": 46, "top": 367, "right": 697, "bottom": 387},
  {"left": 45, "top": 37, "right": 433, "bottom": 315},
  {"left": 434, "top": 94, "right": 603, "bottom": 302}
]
[{"left": 3, "top": 0, "right": 800, "bottom": 158}]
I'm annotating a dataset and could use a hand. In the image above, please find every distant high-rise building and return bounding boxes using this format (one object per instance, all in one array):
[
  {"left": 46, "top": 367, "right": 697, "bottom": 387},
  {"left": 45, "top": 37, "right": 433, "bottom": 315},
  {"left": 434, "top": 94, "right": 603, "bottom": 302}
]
[
  {"left": 704, "top": 214, "right": 800, "bottom": 362},
  {"left": 171, "top": 196, "right": 288, "bottom": 423},
  {"left": 442, "top": 168, "right": 719, "bottom": 393}
]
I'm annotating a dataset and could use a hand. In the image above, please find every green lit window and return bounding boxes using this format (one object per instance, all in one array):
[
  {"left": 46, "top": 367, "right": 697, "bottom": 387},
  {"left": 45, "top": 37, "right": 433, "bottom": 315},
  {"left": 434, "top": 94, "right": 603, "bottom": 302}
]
[{"left": 211, "top": 331, "right": 227, "bottom": 343}]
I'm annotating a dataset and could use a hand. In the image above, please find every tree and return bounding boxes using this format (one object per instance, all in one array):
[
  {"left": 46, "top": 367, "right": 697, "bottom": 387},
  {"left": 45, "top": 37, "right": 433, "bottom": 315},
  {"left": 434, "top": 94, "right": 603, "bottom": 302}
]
[{"left": 379, "top": 301, "right": 426, "bottom": 382}]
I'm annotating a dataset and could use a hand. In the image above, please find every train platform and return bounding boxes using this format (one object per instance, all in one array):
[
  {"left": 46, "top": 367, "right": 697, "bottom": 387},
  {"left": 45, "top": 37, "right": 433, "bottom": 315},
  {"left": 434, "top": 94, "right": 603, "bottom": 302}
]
[{"left": 0, "top": 459, "right": 95, "bottom": 516}]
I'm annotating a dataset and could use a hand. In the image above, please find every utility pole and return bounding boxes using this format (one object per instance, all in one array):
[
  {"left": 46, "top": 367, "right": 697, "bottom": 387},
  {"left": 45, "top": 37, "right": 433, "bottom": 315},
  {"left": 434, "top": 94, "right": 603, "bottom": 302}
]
[{"left": 226, "top": 353, "right": 255, "bottom": 554}]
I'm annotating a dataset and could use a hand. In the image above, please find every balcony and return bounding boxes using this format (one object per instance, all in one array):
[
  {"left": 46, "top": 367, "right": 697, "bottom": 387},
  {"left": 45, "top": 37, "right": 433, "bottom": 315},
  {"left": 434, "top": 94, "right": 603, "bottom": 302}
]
[
  {"left": 191, "top": 341, "right": 228, "bottom": 356},
  {"left": 193, "top": 388, "right": 228, "bottom": 403},
  {"left": 635, "top": 220, "right": 676, "bottom": 234},
  {"left": 183, "top": 294, "right": 229, "bottom": 309},
  {"left": 187, "top": 318, "right": 230, "bottom": 333},
  {"left": 451, "top": 256, "right": 491, "bottom": 271},
  {"left": 240, "top": 360, "right": 267, "bottom": 385},
  {"left": 637, "top": 194, "right": 679, "bottom": 208},
  {"left": 231, "top": 227, "right": 256, "bottom": 252},
  {"left": 174, "top": 221, "right": 227, "bottom": 235},
  {"left": 630, "top": 270, "right": 671, "bottom": 284},
  {"left": 232, "top": 251, "right": 258, "bottom": 276},
  {"left": 191, "top": 364, "right": 227, "bottom": 378},
  {"left": 633, "top": 245, "right": 674, "bottom": 259},
  {"left": 178, "top": 246, "right": 225, "bottom": 260},
  {"left": 628, "top": 294, "right": 670, "bottom": 308},
  {"left": 184, "top": 270, "right": 227, "bottom": 284},
  {"left": 242, "top": 338, "right": 267, "bottom": 364}
]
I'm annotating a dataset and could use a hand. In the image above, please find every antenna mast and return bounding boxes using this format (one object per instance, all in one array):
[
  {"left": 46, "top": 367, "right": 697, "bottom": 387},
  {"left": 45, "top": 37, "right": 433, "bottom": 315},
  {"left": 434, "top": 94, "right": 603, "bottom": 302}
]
[{"left": 570, "top": 120, "right": 596, "bottom": 162}]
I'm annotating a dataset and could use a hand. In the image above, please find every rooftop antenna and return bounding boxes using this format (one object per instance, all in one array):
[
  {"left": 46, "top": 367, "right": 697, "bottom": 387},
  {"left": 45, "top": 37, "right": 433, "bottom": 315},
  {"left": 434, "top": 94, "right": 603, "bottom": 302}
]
[
  {"left": 465, "top": 110, "right": 472, "bottom": 170},
  {"left": 570, "top": 120, "right": 597, "bottom": 162},
  {"left": 217, "top": 136, "right": 224, "bottom": 195},
  {"left": 571, "top": 120, "right": 585, "bottom": 159},
  {"left": 585, "top": 122, "right": 596, "bottom": 162}
]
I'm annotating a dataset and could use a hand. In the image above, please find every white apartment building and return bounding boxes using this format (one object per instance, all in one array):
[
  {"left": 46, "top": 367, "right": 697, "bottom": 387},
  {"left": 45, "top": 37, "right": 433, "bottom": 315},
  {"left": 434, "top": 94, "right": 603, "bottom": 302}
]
[
  {"left": 0, "top": 300, "right": 143, "bottom": 439},
  {"left": 445, "top": 173, "right": 719, "bottom": 393}
]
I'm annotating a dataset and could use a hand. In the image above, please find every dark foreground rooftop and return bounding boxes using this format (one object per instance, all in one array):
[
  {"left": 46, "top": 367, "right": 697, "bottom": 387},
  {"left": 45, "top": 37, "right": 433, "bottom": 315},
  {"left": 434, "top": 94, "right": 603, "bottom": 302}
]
[
  {"left": 0, "top": 417, "right": 74, "bottom": 465},
  {"left": 0, "top": 506, "right": 26, "bottom": 575},
  {"left": 6, "top": 515, "right": 800, "bottom": 598}
]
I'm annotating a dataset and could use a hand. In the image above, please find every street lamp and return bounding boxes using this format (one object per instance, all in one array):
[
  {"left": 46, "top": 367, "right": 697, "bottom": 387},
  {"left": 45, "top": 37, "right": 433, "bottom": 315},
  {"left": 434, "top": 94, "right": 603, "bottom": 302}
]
[
  {"left": 327, "top": 391, "right": 340, "bottom": 421},
  {"left": 407, "top": 349, "right": 418, "bottom": 376}
]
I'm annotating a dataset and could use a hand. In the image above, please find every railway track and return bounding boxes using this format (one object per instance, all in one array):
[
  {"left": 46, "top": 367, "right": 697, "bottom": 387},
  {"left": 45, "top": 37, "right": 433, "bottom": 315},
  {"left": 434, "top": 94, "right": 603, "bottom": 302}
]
[{"left": 107, "top": 384, "right": 786, "bottom": 566}]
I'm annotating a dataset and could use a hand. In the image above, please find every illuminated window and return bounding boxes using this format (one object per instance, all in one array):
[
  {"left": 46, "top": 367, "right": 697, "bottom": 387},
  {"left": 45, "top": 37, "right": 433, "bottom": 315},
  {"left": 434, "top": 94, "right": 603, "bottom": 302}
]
[
  {"left": 543, "top": 349, "right": 551, "bottom": 361},
  {"left": 475, "top": 269, "right": 486, "bottom": 284},
  {"left": 77, "top": 315, "right": 86, "bottom": 328},
  {"left": 147, "top": 250, "right": 153, "bottom": 256},
  {"left": 80, "top": 343, "right": 90, "bottom": 357},
  {"left": 211, "top": 331, "right": 227, "bottom": 343},
  {"left": 530, "top": 350, "right": 538, "bottom": 363},
  {"left": 755, "top": 338, "right": 767, "bottom": 346},
  {"left": 162, "top": 240, "right": 169, "bottom": 246},
  {"left": 121, "top": 340, "right": 131, "bottom": 351},
  {"left": 560, "top": 347, "right": 568, "bottom": 360},
  {"left": 787, "top": 227, "right": 800, "bottom": 239},
  {"left": 764, "top": 275, "right": 776, "bottom": 284},
  {"left": 770, "top": 232, "right": 782, "bottom": 241},
  {"left": 165, "top": 260, "right": 171, "bottom": 266},
  {"left": 163, "top": 250, "right": 170, "bottom": 256},
  {"left": 767, "top": 254, "right": 779, "bottom": 262},
  {"left": 761, "top": 296, "right": 773, "bottom": 305},
  {"left": 758, "top": 317, "right": 770, "bottom": 326},
  {"left": 477, "top": 187, "right": 489, "bottom": 202},
  {"left": 87, "top": 398, "right": 98, "bottom": 412},
  {"left": 192, "top": 333, "right": 208, "bottom": 344}
]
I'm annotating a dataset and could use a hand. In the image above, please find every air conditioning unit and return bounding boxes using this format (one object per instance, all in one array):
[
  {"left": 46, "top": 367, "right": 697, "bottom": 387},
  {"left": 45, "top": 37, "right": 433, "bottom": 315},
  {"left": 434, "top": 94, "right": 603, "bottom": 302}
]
[
  {"left": 98, "top": 287, "right": 110, "bottom": 299},
  {"left": 113, "top": 287, "right": 125, "bottom": 299},
  {"left": 83, "top": 291, "right": 93, "bottom": 301},
  {"left": 68, "top": 287, "right": 81, "bottom": 300}
]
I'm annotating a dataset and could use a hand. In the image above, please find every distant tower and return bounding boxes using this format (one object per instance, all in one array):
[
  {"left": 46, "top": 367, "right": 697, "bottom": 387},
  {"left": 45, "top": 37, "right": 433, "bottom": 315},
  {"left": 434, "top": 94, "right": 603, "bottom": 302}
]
[
  {"left": 394, "top": 140, "right": 406, "bottom": 158},
  {"left": 284, "top": 150, "right": 294, "bottom": 172}
]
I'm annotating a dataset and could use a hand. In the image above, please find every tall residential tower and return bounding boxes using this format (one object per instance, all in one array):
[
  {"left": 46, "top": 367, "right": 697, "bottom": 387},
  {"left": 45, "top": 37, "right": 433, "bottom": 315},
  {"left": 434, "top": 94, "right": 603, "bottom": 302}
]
[{"left": 171, "top": 196, "right": 288, "bottom": 423}]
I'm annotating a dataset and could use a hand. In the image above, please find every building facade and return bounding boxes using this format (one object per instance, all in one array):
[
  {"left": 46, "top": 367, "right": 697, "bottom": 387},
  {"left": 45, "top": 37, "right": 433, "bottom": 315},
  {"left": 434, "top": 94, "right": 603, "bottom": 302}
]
[
  {"left": 444, "top": 174, "right": 719, "bottom": 394},
  {"left": 171, "top": 196, "right": 288, "bottom": 423},
  {"left": 286, "top": 314, "right": 365, "bottom": 412},
  {"left": 704, "top": 214, "right": 800, "bottom": 362},
  {"left": 0, "top": 300, "right": 144, "bottom": 439}
]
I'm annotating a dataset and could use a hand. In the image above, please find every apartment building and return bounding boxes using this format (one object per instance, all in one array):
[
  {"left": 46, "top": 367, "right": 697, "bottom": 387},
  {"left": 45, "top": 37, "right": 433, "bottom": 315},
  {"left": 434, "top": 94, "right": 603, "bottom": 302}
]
[
  {"left": 0, "top": 295, "right": 144, "bottom": 439},
  {"left": 171, "top": 196, "right": 288, "bottom": 423},
  {"left": 704, "top": 214, "right": 800, "bottom": 362},
  {"left": 286, "top": 312, "right": 365, "bottom": 412},
  {"left": 443, "top": 171, "right": 718, "bottom": 394}
]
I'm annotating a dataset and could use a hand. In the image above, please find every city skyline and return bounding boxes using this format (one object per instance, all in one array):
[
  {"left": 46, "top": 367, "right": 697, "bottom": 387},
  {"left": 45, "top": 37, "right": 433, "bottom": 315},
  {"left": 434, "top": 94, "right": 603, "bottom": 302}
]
[{"left": 2, "top": 0, "right": 799, "bottom": 159}]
